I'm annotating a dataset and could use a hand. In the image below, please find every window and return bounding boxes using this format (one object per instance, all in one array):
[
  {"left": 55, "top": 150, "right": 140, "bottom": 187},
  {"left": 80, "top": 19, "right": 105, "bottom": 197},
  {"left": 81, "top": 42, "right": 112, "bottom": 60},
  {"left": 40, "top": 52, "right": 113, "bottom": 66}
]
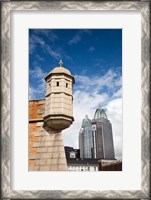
[
  {"left": 66, "top": 83, "right": 68, "bottom": 88},
  {"left": 57, "top": 82, "right": 59, "bottom": 86},
  {"left": 70, "top": 154, "right": 75, "bottom": 158}
]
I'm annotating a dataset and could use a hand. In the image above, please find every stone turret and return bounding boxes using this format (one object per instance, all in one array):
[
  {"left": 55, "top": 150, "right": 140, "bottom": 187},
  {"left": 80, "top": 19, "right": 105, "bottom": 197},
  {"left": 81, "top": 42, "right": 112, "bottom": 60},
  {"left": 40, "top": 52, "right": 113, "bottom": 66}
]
[
  {"left": 29, "top": 61, "right": 75, "bottom": 171},
  {"left": 43, "top": 60, "right": 75, "bottom": 131}
]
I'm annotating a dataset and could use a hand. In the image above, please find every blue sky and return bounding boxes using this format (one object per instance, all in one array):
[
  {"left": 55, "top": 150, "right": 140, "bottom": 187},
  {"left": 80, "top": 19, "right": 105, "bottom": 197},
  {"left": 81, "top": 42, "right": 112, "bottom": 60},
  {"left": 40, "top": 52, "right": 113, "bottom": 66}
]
[
  {"left": 29, "top": 29, "right": 122, "bottom": 159},
  {"left": 29, "top": 29, "right": 122, "bottom": 99}
]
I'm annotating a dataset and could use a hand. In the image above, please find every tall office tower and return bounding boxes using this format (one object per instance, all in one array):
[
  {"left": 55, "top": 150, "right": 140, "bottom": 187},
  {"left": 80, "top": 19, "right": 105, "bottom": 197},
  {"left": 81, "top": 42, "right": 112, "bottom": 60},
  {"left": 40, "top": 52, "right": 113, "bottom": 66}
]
[
  {"left": 79, "top": 115, "right": 93, "bottom": 158},
  {"left": 92, "top": 106, "right": 115, "bottom": 159}
]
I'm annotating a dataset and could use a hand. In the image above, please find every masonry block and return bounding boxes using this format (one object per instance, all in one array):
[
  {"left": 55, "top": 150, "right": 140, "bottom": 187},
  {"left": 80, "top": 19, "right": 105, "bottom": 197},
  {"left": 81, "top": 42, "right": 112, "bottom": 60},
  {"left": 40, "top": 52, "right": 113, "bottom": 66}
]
[
  {"left": 36, "top": 122, "right": 43, "bottom": 127},
  {"left": 29, "top": 166, "right": 39, "bottom": 171},
  {"left": 58, "top": 164, "right": 67, "bottom": 171},
  {"left": 36, "top": 147, "right": 48, "bottom": 153},
  {"left": 39, "top": 166, "right": 51, "bottom": 171},
  {"left": 35, "top": 159, "right": 46, "bottom": 165},
  {"left": 29, "top": 154, "right": 36, "bottom": 160},
  {"left": 29, "top": 99, "right": 68, "bottom": 171},
  {"left": 50, "top": 165, "right": 58, "bottom": 171},
  {"left": 34, "top": 132, "right": 42, "bottom": 137},
  {"left": 51, "top": 158, "right": 58, "bottom": 164},
  {"left": 41, "top": 153, "right": 53, "bottom": 159},
  {"left": 32, "top": 142, "right": 40, "bottom": 147}
]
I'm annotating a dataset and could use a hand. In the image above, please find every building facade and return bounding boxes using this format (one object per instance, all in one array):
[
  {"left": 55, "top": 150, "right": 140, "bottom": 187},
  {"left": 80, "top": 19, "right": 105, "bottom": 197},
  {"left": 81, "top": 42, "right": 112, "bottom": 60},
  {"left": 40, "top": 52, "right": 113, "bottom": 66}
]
[
  {"left": 65, "top": 146, "right": 80, "bottom": 159},
  {"left": 79, "top": 106, "right": 115, "bottom": 159},
  {"left": 67, "top": 158, "right": 99, "bottom": 171},
  {"left": 79, "top": 115, "right": 93, "bottom": 158},
  {"left": 64, "top": 146, "right": 119, "bottom": 171}
]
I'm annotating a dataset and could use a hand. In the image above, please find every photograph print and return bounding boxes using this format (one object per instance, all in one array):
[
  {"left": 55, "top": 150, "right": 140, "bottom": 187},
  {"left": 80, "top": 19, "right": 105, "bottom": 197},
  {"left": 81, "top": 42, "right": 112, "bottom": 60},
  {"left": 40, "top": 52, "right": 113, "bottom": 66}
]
[{"left": 29, "top": 29, "right": 122, "bottom": 171}]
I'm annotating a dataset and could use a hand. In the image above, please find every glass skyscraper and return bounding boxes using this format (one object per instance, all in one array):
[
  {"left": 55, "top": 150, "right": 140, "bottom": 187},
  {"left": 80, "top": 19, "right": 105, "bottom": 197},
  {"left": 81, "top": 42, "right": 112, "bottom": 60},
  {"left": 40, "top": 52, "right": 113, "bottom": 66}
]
[
  {"left": 79, "top": 115, "right": 93, "bottom": 158},
  {"left": 79, "top": 107, "right": 115, "bottom": 159}
]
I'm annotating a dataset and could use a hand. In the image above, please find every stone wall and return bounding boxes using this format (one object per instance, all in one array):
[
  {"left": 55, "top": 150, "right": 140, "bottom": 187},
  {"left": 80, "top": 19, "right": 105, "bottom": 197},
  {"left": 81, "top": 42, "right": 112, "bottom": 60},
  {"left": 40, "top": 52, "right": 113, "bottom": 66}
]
[{"left": 29, "top": 99, "right": 67, "bottom": 171}]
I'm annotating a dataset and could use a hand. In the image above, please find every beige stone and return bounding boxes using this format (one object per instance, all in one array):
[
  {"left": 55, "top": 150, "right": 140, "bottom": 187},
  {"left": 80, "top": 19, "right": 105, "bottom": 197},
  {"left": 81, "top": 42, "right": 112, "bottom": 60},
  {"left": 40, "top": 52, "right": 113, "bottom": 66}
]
[
  {"left": 46, "top": 159, "right": 52, "bottom": 165},
  {"left": 44, "top": 62, "right": 74, "bottom": 131},
  {"left": 47, "top": 146, "right": 58, "bottom": 152},
  {"left": 58, "top": 158, "right": 67, "bottom": 164},
  {"left": 30, "top": 166, "right": 40, "bottom": 171},
  {"left": 32, "top": 142, "right": 40, "bottom": 147},
  {"left": 52, "top": 152, "right": 60, "bottom": 158},
  {"left": 59, "top": 152, "right": 66, "bottom": 158},
  {"left": 41, "top": 153, "right": 53, "bottom": 159},
  {"left": 50, "top": 165, "right": 58, "bottom": 171},
  {"left": 29, "top": 154, "right": 36, "bottom": 159},
  {"left": 40, "top": 166, "right": 51, "bottom": 171},
  {"left": 35, "top": 159, "right": 46, "bottom": 165},
  {"left": 54, "top": 141, "right": 64, "bottom": 146},
  {"left": 36, "top": 147, "right": 48, "bottom": 153},
  {"left": 51, "top": 158, "right": 58, "bottom": 164},
  {"left": 58, "top": 164, "right": 67, "bottom": 171},
  {"left": 29, "top": 61, "right": 75, "bottom": 171},
  {"left": 36, "top": 122, "right": 43, "bottom": 127},
  {"left": 34, "top": 132, "right": 42, "bottom": 137}
]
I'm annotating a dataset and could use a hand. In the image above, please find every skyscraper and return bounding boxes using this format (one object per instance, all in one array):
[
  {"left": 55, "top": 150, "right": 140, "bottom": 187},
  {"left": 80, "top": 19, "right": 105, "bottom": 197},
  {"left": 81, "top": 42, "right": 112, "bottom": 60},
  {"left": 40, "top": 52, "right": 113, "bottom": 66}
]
[
  {"left": 79, "top": 106, "right": 115, "bottom": 159},
  {"left": 79, "top": 115, "right": 93, "bottom": 158},
  {"left": 92, "top": 106, "right": 115, "bottom": 159}
]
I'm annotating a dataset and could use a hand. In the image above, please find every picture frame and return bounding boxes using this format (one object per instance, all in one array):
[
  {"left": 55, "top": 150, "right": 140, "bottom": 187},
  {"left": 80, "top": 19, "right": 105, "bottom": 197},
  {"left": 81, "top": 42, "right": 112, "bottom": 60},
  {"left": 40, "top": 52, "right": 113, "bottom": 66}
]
[{"left": 1, "top": 0, "right": 150, "bottom": 199}]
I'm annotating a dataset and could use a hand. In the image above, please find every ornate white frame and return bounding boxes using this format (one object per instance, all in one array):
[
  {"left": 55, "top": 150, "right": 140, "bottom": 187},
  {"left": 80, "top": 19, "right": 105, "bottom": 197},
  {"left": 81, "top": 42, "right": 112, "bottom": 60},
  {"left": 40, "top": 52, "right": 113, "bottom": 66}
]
[{"left": 1, "top": 1, "right": 150, "bottom": 199}]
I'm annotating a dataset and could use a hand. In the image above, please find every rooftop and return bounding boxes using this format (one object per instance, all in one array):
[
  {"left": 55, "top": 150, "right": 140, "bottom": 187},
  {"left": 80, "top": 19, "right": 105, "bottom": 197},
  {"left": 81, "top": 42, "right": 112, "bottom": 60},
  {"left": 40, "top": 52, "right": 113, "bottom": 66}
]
[
  {"left": 94, "top": 106, "right": 108, "bottom": 120},
  {"left": 66, "top": 158, "right": 100, "bottom": 164},
  {"left": 45, "top": 60, "right": 75, "bottom": 83}
]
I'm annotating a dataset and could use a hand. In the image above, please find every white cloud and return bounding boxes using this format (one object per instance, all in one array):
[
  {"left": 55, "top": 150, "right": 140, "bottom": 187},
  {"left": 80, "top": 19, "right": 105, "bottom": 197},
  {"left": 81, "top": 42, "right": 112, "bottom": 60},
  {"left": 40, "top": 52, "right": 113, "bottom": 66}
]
[
  {"left": 113, "top": 88, "right": 122, "bottom": 98},
  {"left": 30, "top": 34, "right": 61, "bottom": 60},
  {"left": 88, "top": 46, "right": 95, "bottom": 52},
  {"left": 74, "top": 69, "right": 121, "bottom": 95},
  {"left": 29, "top": 66, "right": 47, "bottom": 100},
  {"left": 68, "top": 30, "right": 91, "bottom": 45},
  {"left": 29, "top": 34, "right": 45, "bottom": 54},
  {"left": 34, "top": 29, "right": 58, "bottom": 42},
  {"left": 31, "top": 34, "right": 45, "bottom": 46},
  {"left": 30, "top": 66, "right": 47, "bottom": 79},
  {"left": 62, "top": 70, "right": 122, "bottom": 160},
  {"left": 30, "top": 34, "right": 72, "bottom": 61},
  {"left": 46, "top": 46, "right": 61, "bottom": 60},
  {"left": 106, "top": 98, "right": 122, "bottom": 160},
  {"left": 68, "top": 34, "right": 81, "bottom": 45},
  {"left": 36, "top": 54, "right": 45, "bottom": 62},
  {"left": 29, "top": 86, "right": 37, "bottom": 100}
]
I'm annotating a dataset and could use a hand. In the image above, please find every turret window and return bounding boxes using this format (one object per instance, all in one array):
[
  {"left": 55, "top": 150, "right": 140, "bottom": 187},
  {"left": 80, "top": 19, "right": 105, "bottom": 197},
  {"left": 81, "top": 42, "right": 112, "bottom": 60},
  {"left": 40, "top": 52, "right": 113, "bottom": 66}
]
[
  {"left": 57, "top": 82, "right": 59, "bottom": 86},
  {"left": 66, "top": 83, "right": 68, "bottom": 88}
]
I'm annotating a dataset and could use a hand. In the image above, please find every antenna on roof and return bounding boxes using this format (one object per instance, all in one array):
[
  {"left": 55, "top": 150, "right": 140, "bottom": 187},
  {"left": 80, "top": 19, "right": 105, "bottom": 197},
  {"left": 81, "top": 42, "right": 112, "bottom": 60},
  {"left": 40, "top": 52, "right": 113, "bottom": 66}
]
[{"left": 98, "top": 102, "right": 102, "bottom": 109}]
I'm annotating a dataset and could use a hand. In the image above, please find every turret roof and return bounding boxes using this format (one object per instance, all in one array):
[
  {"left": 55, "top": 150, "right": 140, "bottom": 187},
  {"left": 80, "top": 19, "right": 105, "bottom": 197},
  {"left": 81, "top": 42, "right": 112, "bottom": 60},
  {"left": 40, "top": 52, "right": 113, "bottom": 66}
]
[
  {"left": 45, "top": 60, "right": 75, "bottom": 83},
  {"left": 50, "top": 66, "right": 71, "bottom": 75}
]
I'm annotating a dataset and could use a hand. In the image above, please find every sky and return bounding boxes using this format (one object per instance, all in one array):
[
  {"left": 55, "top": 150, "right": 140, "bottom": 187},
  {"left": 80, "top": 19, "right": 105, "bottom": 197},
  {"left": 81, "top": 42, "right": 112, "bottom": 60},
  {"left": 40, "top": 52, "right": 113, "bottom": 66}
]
[{"left": 29, "top": 29, "right": 122, "bottom": 160}]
